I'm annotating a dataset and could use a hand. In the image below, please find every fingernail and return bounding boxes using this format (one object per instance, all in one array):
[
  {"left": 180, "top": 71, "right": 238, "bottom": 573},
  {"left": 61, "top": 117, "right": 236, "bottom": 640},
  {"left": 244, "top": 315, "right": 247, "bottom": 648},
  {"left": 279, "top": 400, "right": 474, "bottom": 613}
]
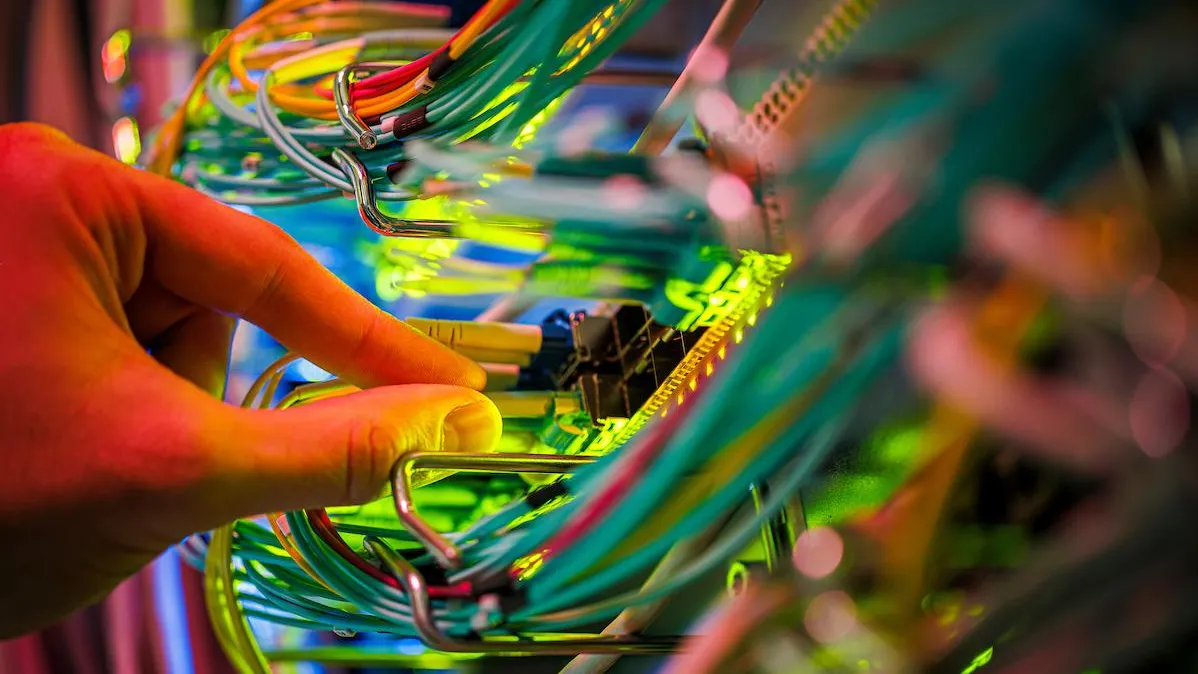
[{"left": 440, "top": 400, "right": 503, "bottom": 453}]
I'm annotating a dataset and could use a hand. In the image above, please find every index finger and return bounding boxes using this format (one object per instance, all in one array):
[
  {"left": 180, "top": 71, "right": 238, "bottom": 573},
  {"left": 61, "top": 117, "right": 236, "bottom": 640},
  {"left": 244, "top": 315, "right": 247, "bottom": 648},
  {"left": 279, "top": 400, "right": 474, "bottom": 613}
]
[{"left": 125, "top": 164, "right": 485, "bottom": 390}]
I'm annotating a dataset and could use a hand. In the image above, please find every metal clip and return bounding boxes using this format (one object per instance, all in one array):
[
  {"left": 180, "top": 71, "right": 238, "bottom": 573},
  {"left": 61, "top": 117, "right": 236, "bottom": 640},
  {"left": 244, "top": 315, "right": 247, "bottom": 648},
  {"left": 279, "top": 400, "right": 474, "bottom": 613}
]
[
  {"left": 390, "top": 451, "right": 596, "bottom": 569},
  {"left": 333, "top": 62, "right": 403, "bottom": 150},
  {"left": 366, "top": 537, "right": 682, "bottom": 654},
  {"left": 370, "top": 452, "right": 686, "bottom": 654},
  {"left": 330, "top": 148, "right": 458, "bottom": 237}
]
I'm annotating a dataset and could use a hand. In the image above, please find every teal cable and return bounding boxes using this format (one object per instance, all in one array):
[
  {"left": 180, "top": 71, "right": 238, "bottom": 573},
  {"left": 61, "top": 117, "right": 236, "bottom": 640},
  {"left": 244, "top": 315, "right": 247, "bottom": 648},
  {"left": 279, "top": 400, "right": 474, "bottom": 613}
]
[
  {"left": 528, "top": 322, "right": 903, "bottom": 611},
  {"left": 490, "top": 0, "right": 576, "bottom": 140},
  {"left": 525, "top": 286, "right": 843, "bottom": 591},
  {"left": 427, "top": 5, "right": 559, "bottom": 130}
]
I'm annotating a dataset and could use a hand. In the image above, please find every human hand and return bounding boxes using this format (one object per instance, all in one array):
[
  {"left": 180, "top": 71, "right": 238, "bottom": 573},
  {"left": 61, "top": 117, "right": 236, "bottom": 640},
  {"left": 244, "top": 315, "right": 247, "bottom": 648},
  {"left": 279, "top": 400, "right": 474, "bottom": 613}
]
[{"left": 0, "top": 123, "right": 501, "bottom": 636}]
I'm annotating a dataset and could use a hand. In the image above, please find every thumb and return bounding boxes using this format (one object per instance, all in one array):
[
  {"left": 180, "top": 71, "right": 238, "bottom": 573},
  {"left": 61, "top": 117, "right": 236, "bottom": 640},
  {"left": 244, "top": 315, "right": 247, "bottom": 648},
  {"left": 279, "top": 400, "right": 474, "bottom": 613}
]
[{"left": 204, "top": 385, "right": 502, "bottom": 522}]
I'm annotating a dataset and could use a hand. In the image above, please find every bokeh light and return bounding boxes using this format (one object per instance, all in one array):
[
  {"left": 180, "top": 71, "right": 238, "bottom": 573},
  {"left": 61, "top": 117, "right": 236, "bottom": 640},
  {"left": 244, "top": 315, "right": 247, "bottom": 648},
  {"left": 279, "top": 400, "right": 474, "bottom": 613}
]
[
  {"left": 805, "top": 590, "right": 858, "bottom": 643},
  {"left": 695, "top": 88, "right": 740, "bottom": 134},
  {"left": 603, "top": 174, "right": 648, "bottom": 211},
  {"left": 1123, "top": 277, "right": 1187, "bottom": 367},
  {"left": 792, "top": 526, "right": 844, "bottom": 579},
  {"left": 707, "top": 172, "right": 753, "bottom": 221},
  {"left": 111, "top": 116, "right": 141, "bottom": 164},
  {"left": 101, "top": 29, "right": 131, "bottom": 83},
  {"left": 691, "top": 47, "right": 729, "bottom": 83},
  {"left": 1129, "top": 367, "right": 1189, "bottom": 458}
]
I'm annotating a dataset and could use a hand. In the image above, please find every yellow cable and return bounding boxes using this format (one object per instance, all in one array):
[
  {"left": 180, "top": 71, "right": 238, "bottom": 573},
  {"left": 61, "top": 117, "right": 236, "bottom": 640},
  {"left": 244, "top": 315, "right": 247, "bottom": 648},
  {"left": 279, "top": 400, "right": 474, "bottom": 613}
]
[
  {"left": 228, "top": 26, "right": 264, "bottom": 94},
  {"left": 148, "top": 0, "right": 324, "bottom": 174},
  {"left": 265, "top": 512, "right": 338, "bottom": 593},
  {"left": 262, "top": 42, "right": 363, "bottom": 118},
  {"left": 241, "top": 39, "right": 319, "bottom": 70},
  {"left": 230, "top": 13, "right": 432, "bottom": 95}
]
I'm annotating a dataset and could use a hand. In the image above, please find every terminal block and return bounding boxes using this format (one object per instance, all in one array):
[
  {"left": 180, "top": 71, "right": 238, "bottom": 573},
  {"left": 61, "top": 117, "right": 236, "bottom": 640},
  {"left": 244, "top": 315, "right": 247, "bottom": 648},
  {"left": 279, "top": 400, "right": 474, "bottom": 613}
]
[{"left": 557, "top": 305, "right": 704, "bottom": 424}]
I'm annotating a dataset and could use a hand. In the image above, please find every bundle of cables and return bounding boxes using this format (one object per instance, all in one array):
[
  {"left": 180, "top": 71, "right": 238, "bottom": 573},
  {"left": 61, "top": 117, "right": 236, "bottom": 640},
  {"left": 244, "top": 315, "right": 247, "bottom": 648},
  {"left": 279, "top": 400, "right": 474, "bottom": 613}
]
[
  {"left": 164, "top": 0, "right": 1198, "bottom": 671},
  {"left": 149, "top": 0, "right": 669, "bottom": 212},
  {"left": 200, "top": 274, "right": 908, "bottom": 671}
]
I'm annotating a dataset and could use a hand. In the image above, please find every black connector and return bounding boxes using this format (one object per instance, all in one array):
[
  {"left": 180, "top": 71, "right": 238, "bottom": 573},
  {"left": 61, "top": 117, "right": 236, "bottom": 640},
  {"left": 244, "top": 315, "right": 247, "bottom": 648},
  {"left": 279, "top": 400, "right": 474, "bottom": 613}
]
[
  {"left": 535, "top": 153, "right": 661, "bottom": 183},
  {"left": 385, "top": 158, "right": 411, "bottom": 184},
  {"left": 514, "top": 310, "right": 575, "bottom": 390},
  {"left": 427, "top": 49, "right": 455, "bottom": 82},
  {"left": 468, "top": 572, "right": 527, "bottom": 614},
  {"left": 525, "top": 479, "right": 570, "bottom": 510},
  {"left": 558, "top": 306, "right": 704, "bottom": 422}
]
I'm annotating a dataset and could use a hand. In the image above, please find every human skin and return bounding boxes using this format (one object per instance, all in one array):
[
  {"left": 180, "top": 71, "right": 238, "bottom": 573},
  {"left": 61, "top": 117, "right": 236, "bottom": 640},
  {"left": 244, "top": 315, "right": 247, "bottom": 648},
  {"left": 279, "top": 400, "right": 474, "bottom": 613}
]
[{"left": 0, "top": 123, "right": 502, "bottom": 636}]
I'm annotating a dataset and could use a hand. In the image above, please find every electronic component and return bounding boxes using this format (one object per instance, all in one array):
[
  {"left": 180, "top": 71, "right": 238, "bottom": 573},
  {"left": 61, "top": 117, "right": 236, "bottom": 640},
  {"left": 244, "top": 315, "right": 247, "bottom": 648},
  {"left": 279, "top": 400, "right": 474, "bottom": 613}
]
[{"left": 142, "top": 0, "right": 1198, "bottom": 672}]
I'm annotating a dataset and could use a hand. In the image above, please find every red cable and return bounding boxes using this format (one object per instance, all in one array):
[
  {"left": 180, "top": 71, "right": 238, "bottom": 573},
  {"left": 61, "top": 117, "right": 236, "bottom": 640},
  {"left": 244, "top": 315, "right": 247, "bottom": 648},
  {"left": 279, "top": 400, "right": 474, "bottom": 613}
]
[
  {"left": 313, "top": 48, "right": 441, "bottom": 99},
  {"left": 314, "top": 0, "right": 518, "bottom": 101},
  {"left": 352, "top": 48, "right": 444, "bottom": 97}
]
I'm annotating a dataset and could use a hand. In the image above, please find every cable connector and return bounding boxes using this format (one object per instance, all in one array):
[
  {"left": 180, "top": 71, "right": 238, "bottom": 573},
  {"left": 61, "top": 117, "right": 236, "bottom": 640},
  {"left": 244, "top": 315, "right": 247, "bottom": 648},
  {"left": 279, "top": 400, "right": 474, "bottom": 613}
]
[
  {"left": 527, "top": 309, "right": 574, "bottom": 373},
  {"left": 427, "top": 49, "right": 455, "bottom": 82},
  {"left": 391, "top": 105, "right": 432, "bottom": 138},
  {"left": 413, "top": 72, "right": 436, "bottom": 94},
  {"left": 468, "top": 573, "right": 527, "bottom": 614},
  {"left": 525, "top": 479, "right": 570, "bottom": 510}
]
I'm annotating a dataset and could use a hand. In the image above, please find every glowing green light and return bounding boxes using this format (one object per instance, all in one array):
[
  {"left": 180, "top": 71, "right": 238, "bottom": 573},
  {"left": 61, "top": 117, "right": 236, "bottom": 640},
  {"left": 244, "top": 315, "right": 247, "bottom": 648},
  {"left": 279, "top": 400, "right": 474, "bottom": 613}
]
[
  {"left": 873, "top": 422, "right": 923, "bottom": 465},
  {"left": 961, "top": 647, "right": 993, "bottom": 674},
  {"left": 203, "top": 29, "right": 231, "bottom": 54}
]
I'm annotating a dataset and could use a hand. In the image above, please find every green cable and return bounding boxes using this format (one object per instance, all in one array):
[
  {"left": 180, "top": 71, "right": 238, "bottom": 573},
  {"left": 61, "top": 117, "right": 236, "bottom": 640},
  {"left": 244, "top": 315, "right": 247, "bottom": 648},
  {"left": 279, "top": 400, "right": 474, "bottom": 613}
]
[
  {"left": 529, "top": 321, "right": 903, "bottom": 611},
  {"left": 492, "top": 0, "right": 589, "bottom": 140},
  {"left": 523, "top": 285, "right": 835, "bottom": 591},
  {"left": 241, "top": 563, "right": 397, "bottom": 633},
  {"left": 428, "top": 3, "right": 561, "bottom": 129}
]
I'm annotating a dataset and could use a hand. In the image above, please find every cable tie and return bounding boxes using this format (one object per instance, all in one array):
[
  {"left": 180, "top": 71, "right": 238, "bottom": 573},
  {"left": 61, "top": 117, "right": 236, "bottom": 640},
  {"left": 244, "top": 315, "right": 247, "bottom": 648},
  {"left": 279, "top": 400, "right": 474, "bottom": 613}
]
[
  {"left": 427, "top": 49, "right": 455, "bottom": 81},
  {"left": 391, "top": 105, "right": 431, "bottom": 138}
]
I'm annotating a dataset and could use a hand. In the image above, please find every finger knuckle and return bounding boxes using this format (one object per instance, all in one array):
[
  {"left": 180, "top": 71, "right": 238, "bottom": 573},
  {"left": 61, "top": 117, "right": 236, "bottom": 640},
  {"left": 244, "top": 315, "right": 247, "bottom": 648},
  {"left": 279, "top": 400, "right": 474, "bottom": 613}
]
[
  {"left": 0, "top": 122, "right": 71, "bottom": 152},
  {"left": 0, "top": 123, "right": 80, "bottom": 197}
]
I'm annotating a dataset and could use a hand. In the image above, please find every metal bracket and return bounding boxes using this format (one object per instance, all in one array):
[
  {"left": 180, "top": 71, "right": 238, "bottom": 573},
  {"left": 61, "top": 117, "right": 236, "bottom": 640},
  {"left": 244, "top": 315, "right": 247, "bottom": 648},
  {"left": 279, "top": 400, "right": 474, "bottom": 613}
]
[
  {"left": 333, "top": 62, "right": 400, "bottom": 150},
  {"left": 390, "top": 451, "right": 595, "bottom": 569},
  {"left": 330, "top": 148, "right": 458, "bottom": 237},
  {"left": 373, "top": 451, "right": 687, "bottom": 654},
  {"left": 366, "top": 537, "right": 681, "bottom": 655}
]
